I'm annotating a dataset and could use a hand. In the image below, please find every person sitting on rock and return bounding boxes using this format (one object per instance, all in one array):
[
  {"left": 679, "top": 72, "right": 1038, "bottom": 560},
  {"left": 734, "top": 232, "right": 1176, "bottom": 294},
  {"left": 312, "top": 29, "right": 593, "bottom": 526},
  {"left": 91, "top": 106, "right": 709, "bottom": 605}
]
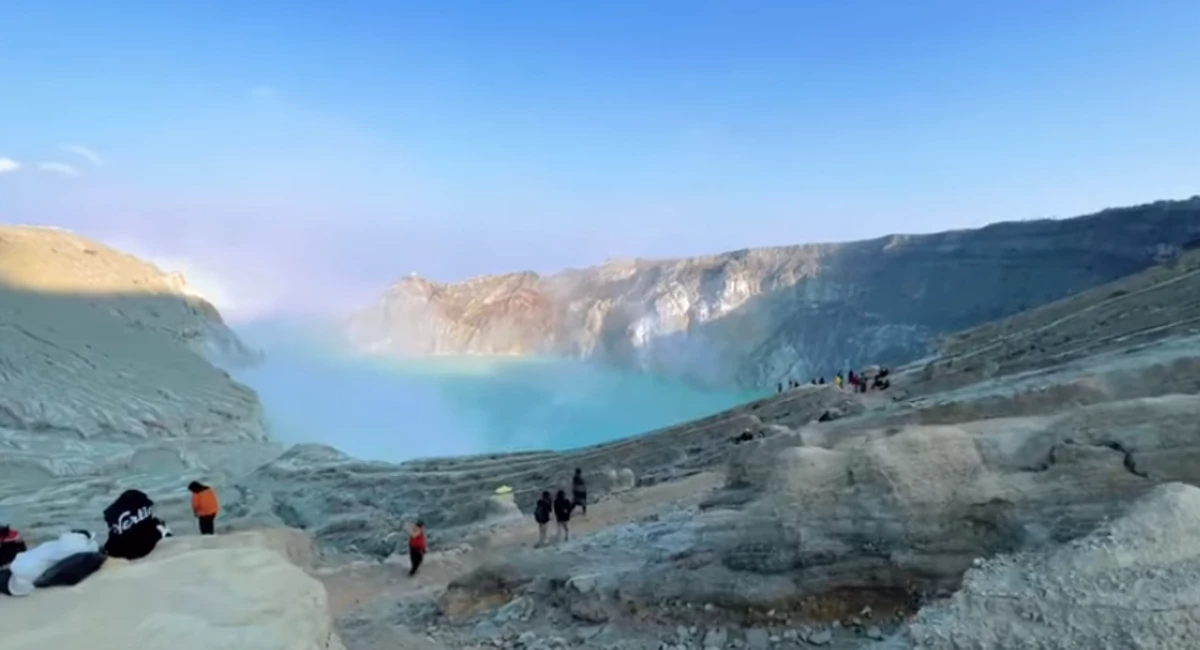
[
  {"left": 188, "top": 481, "right": 220, "bottom": 536},
  {"left": 572, "top": 468, "right": 588, "bottom": 516},
  {"left": 0, "top": 524, "right": 27, "bottom": 568},
  {"left": 818, "top": 376, "right": 826, "bottom": 385},
  {"left": 534, "top": 491, "right": 552, "bottom": 546},
  {"left": 102, "top": 489, "right": 172, "bottom": 560},
  {"left": 553, "top": 490, "right": 573, "bottom": 542},
  {"left": 407, "top": 520, "right": 427, "bottom": 577}
]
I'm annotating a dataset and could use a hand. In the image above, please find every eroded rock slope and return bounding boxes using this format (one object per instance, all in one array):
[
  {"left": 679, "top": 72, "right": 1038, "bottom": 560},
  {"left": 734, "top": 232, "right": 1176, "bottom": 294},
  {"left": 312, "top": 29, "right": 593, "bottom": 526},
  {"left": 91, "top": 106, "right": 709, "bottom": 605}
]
[
  {"left": 372, "top": 243, "right": 1200, "bottom": 650},
  {"left": 346, "top": 197, "right": 1200, "bottom": 388},
  {"left": 0, "top": 227, "right": 279, "bottom": 539}
]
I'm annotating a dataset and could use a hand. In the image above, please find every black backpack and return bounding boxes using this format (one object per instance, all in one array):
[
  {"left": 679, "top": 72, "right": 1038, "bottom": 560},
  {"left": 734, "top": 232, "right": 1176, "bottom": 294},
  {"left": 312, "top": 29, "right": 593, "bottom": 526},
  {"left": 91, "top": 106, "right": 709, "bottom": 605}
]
[{"left": 103, "top": 489, "right": 172, "bottom": 560}]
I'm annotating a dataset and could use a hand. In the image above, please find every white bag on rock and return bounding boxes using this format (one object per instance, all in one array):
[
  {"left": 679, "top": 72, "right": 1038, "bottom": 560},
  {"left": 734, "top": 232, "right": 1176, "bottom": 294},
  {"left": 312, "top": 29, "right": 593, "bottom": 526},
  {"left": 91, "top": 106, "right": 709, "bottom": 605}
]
[{"left": 7, "top": 531, "right": 99, "bottom": 597}]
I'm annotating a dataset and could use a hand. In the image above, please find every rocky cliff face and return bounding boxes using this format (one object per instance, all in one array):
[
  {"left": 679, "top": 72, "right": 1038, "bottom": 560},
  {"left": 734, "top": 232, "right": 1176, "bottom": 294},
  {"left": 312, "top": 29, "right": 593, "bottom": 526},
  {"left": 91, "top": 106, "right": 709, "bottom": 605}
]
[
  {"left": 0, "top": 226, "right": 279, "bottom": 538},
  {"left": 346, "top": 197, "right": 1200, "bottom": 388}
]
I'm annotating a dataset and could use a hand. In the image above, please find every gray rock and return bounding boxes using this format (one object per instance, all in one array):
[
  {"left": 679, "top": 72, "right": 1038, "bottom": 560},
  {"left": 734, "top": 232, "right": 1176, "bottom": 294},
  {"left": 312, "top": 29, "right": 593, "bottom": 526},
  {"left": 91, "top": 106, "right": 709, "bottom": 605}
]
[
  {"left": 703, "top": 628, "right": 728, "bottom": 650},
  {"left": 575, "top": 626, "right": 606, "bottom": 642},
  {"left": 865, "top": 626, "right": 884, "bottom": 641},
  {"left": 744, "top": 629, "right": 771, "bottom": 650},
  {"left": 494, "top": 597, "right": 534, "bottom": 624},
  {"left": 806, "top": 630, "right": 832, "bottom": 646},
  {"left": 908, "top": 483, "right": 1200, "bottom": 649}
]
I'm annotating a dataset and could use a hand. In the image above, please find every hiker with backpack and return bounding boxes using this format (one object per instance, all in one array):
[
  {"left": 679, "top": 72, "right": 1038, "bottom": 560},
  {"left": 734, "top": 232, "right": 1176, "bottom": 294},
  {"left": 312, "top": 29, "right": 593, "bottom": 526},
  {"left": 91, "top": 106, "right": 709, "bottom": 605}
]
[
  {"left": 572, "top": 468, "right": 588, "bottom": 516},
  {"left": 534, "top": 491, "right": 553, "bottom": 546},
  {"left": 553, "top": 490, "right": 573, "bottom": 542}
]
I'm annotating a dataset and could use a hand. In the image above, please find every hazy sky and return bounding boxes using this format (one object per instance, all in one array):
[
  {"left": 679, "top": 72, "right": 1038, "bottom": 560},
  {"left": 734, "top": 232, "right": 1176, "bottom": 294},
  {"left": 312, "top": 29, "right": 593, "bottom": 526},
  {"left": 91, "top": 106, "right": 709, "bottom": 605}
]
[{"left": 1, "top": 1, "right": 1199, "bottom": 320}]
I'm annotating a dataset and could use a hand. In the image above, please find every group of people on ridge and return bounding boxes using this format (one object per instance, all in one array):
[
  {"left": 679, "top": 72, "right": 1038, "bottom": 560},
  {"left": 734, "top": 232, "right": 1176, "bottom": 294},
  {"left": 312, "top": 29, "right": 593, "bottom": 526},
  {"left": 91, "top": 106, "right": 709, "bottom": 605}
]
[
  {"left": 1, "top": 481, "right": 222, "bottom": 597},
  {"left": 778, "top": 366, "right": 891, "bottom": 394},
  {"left": 532, "top": 468, "right": 587, "bottom": 546}
]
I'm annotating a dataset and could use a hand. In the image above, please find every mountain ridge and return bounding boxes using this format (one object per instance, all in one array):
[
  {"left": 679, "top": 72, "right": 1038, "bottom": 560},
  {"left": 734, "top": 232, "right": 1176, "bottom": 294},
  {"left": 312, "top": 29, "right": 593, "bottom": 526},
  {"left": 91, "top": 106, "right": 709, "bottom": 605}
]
[{"left": 346, "top": 196, "right": 1200, "bottom": 388}]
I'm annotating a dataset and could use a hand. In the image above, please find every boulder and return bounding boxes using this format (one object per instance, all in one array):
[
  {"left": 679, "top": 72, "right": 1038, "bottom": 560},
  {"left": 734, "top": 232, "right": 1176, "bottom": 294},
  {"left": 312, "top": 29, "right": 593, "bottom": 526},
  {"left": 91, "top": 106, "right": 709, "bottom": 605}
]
[
  {"left": 908, "top": 482, "right": 1200, "bottom": 649},
  {"left": 0, "top": 530, "right": 343, "bottom": 650}
]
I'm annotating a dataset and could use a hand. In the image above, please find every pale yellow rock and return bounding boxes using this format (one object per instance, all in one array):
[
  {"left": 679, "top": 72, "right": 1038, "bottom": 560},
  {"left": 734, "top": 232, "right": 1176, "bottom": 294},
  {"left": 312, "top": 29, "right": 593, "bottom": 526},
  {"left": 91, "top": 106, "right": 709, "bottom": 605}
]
[{"left": 0, "top": 532, "right": 343, "bottom": 650}]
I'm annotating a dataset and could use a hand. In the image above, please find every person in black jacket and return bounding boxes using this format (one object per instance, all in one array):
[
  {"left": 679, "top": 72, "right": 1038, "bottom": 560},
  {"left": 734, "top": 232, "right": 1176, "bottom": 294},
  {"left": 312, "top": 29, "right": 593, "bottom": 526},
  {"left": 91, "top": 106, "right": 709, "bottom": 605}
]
[
  {"left": 533, "top": 491, "right": 552, "bottom": 547},
  {"left": 553, "top": 490, "right": 573, "bottom": 542},
  {"left": 572, "top": 468, "right": 587, "bottom": 517},
  {"left": 103, "top": 489, "right": 172, "bottom": 560}
]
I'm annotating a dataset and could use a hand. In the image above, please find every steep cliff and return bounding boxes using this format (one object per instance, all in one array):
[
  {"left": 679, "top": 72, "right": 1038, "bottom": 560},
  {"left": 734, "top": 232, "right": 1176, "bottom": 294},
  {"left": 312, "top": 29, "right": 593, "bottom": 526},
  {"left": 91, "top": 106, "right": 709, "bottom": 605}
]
[
  {"left": 346, "top": 197, "right": 1200, "bottom": 388},
  {"left": 0, "top": 226, "right": 278, "bottom": 538}
]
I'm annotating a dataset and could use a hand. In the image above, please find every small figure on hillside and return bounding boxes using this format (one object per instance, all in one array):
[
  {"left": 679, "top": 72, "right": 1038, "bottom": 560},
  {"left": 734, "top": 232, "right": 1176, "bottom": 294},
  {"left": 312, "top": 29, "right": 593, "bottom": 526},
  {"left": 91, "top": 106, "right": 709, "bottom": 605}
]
[
  {"left": 534, "top": 491, "right": 553, "bottom": 547},
  {"left": 407, "top": 520, "right": 427, "bottom": 576},
  {"left": 572, "top": 468, "right": 588, "bottom": 516},
  {"left": 818, "top": 376, "right": 826, "bottom": 385},
  {"left": 848, "top": 370, "right": 858, "bottom": 387},
  {"left": 188, "top": 481, "right": 220, "bottom": 536},
  {"left": 834, "top": 373, "right": 844, "bottom": 388},
  {"left": 553, "top": 490, "right": 573, "bottom": 542},
  {"left": 777, "top": 382, "right": 783, "bottom": 393}
]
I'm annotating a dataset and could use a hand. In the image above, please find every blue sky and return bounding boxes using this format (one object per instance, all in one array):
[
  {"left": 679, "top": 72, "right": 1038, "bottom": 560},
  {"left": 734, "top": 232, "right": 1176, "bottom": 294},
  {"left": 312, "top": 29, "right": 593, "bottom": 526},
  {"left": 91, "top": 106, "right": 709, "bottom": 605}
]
[{"left": 1, "top": 1, "right": 1198, "bottom": 320}]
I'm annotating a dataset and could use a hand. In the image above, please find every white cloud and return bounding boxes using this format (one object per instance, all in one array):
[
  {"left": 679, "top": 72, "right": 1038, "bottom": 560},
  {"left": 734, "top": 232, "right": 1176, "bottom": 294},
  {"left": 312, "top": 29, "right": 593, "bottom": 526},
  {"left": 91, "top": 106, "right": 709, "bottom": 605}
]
[
  {"left": 61, "top": 144, "right": 103, "bottom": 166},
  {"left": 0, "top": 158, "right": 19, "bottom": 174},
  {"left": 37, "top": 162, "right": 80, "bottom": 177},
  {"left": 249, "top": 85, "right": 278, "bottom": 99}
]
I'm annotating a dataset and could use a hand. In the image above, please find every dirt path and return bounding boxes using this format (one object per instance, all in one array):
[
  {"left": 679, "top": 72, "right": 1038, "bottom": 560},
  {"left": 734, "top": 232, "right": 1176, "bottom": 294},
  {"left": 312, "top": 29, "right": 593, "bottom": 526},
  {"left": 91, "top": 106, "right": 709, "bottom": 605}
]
[{"left": 319, "top": 471, "right": 725, "bottom": 617}]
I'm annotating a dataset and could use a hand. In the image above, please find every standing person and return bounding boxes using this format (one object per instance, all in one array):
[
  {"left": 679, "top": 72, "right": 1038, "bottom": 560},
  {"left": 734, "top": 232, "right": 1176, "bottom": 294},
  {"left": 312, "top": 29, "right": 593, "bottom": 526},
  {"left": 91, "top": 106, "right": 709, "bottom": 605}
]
[
  {"left": 572, "top": 468, "right": 588, "bottom": 516},
  {"left": 534, "top": 491, "right": 552, "bottom": 547},
  {"left": 553, "top": 490, "right": 572, "bottom": 542},
  {"left": 188, "top": 481, "right": 219, "bottom": 535},
  {"left": 407, "top": 520, "right": 427, "bottom": 576}
]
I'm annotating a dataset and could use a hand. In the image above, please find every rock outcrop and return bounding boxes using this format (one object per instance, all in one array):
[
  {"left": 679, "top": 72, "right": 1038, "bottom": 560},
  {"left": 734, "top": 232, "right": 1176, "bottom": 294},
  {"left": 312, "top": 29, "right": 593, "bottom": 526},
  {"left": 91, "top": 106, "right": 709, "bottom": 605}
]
[
  {"left": 1, "top": 530, "right": 344, "bottom": 650},
  {"left": 231, "top": 387, "right": 861, "bottom": 557},
  {"left": 417, "top": 245, "right": 1200, "bottom": 650},
  {"left": 345, "top": 197, "right": 1200, "bottom": 388},
  {"left": 0, "top": 227, "right": 279, "bottom": 539},
  {"left": 907, "top": 482, "right": 1200, "bottom": 649}
]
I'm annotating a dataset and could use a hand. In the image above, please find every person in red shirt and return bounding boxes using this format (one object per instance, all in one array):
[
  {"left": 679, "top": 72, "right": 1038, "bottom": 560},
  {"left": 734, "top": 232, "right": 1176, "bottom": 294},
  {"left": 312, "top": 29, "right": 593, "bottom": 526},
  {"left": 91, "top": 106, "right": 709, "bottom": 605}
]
[
  {"left": 188, "top": 481, "right": 220, "bottom": 535},
  {"left": 407, "top": 520, "right": 427, "bottom": 576}
]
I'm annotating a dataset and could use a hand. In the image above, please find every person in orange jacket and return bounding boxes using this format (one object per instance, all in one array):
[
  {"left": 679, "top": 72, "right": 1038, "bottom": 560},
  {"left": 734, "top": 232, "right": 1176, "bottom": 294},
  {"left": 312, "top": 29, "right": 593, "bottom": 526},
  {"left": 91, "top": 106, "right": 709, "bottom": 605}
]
[{"left": 188, "top": 481, "right": 220, "bottom": 535}]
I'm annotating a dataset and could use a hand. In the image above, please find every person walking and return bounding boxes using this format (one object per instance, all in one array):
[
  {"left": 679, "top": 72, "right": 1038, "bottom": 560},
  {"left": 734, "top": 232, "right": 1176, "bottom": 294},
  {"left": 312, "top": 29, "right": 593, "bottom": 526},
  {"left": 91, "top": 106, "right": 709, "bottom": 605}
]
[
  {"left": 188, "top": 481, "right": 219, "bottom": 536},
  {"left": 534, "top": 491, "right": 552, "bottom": 547},
  {"left": 553, "top": 490, "right": 573, "bottom": 542},
  {"left": 572, "top": 468, "right": 588, "bottom": 516},
  {"left": 407, "top": 520, "right": 427, "bottom": 576}
]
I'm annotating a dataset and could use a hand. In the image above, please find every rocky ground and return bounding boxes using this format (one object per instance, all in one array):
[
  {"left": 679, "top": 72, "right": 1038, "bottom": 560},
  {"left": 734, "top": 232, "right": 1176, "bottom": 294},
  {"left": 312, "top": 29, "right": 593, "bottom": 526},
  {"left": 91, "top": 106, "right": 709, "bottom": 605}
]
[
  {"left": 310, "top": 248, "right": 1200, "bottom": 650},
  {"left": 6, "top": 228, "right": 1200, "bottom": 649}
]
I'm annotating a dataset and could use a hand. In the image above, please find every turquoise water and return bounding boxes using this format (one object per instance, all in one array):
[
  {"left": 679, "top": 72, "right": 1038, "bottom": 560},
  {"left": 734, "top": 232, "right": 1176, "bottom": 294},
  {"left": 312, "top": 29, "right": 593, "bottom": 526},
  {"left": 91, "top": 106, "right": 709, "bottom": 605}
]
[{"left": 231, "top": 323, "right": 763, "bottom": 462}]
